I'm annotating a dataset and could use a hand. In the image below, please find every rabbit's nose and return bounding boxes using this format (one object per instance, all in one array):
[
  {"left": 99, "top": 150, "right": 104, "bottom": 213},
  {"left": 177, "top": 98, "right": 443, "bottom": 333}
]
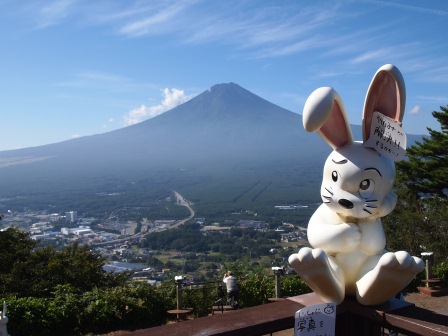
[{"left": 338, "top": 199, "right": 354, "bottom": 209}]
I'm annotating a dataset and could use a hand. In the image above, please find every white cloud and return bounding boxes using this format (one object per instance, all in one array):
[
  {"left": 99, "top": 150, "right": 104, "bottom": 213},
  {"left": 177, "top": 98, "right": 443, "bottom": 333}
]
[
  {"left": 102, "top": 118, "right": 115, "bottom": 129},
  {"left": 58, "top": 71, "right": 139, "bottom": 92},
  {"left": 350, "top": 48, "right": 392, "bottom": 64},
  {"left": 366, "top": 1, "right": 448, "bottom": 17},
  {"left": 417, "top": 95, "right": 448, "bottom": 103},
  {"left": 253, "top": 38, "right": 320, "bottom": 59},
  {"left": 35, "top": 0, "right": 76, "bottom": 28},
  {"left": 409, "top": 105, "right": 421, "bottom": 115},
  {"left": 124, "top": 88, "right": 193, "bottom": 126},
  {"left": 118, "top": 2, "right": 189, "bottom": 37}
]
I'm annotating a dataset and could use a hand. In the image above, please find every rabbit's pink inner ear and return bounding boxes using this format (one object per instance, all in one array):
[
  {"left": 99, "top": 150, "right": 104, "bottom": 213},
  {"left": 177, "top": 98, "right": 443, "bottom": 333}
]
[
  {"left": 363, "top": 69, "right": 405, "bottom": 142},
  {"left": 319, "top": 100, "right": 352, "bottom": 149}
]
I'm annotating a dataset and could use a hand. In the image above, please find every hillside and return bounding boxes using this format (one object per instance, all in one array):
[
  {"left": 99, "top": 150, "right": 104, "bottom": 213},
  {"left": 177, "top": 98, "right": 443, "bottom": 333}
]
[{"left": 0, "top": 83, "right": 420, "bottom": 217}]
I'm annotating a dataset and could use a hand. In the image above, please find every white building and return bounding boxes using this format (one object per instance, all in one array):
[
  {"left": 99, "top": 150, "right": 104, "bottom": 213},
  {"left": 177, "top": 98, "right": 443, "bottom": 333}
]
[
  {"left": 32, "top": 222, "right": 51, "bottom": 229},
  {"left": 65, "top": 211, "right": 77, "bottom": 223},
  {"left": 61, "top": 226, "right": 93, "bottom": 236},
  {"left": 73, "top": 228, "right": 93, "bottom": 236}
]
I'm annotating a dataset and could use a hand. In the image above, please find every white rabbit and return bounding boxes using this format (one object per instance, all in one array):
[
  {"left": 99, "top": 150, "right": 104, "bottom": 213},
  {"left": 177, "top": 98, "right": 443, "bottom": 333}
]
[{"left": 288, "top": 64, "right": 424, "bottom": 306}]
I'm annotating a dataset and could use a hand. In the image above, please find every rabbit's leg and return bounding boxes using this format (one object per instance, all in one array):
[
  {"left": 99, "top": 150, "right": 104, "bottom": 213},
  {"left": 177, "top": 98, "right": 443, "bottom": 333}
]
[
  {"left": 289, "top": 247, "right": 345, "bottom": 304},
  {"left": 355, "top": 251, "right": 424, "bottom": 306}
]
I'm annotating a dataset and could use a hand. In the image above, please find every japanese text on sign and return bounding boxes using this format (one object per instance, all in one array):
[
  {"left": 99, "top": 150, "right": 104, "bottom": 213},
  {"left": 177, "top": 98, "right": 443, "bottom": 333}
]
[
  {"left": 364, "top": 111, "right": 407, "bottom": 161},
  {"left": 294, "top": 303, "right": 336, "bottom": 336}
]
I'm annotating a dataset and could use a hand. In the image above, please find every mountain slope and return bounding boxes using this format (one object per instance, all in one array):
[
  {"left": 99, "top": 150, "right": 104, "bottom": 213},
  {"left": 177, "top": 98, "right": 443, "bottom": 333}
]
[{"left": 0, "top": 83, "right": 420, "bottom": 216}]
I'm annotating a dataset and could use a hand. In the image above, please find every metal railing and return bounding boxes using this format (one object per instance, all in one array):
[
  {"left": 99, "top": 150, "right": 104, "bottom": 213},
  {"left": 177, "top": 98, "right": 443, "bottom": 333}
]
[{"left": 121, "top": 293, "right": 448, "bottom": 336}]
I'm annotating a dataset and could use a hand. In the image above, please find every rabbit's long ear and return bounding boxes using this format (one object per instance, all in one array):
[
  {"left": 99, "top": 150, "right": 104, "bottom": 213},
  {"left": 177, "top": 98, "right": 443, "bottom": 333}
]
[
  {"left": 363, "top": 64, "right": 406, "bottom": 142},
  {"left": 303, "top": 87, "right": 353, "bottom": 149}
]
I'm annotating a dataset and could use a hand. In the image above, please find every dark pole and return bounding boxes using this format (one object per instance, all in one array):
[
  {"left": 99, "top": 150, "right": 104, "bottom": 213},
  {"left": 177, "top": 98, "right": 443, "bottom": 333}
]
[
  {"left": 272, "top": 267, "right": 284, "bottom": 298},
  {"left": 175, "top": 276, "right": 184, "bottom": 310}
]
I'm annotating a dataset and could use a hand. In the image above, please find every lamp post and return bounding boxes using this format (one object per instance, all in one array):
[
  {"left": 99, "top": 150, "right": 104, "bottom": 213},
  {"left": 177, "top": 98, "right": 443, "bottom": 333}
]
[
  {"left": 272, "top": 267, "right": 284, "bottom": 298},
  {"left": 421, "top": 252, "right": 434, "bottom": 287},
  {"left": 168, "top": 275, "right": 193, "bottom": 321},
  {"left": 174, "top": 275, "right": 185, "bottom": 310},
  {"left": 0, "top": 301, "right": 8, "bottom": 336}
]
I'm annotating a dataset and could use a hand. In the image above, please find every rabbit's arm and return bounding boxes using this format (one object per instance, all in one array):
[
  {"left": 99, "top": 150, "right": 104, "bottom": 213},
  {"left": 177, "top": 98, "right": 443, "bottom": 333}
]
[
  {"left": 358, "top": 219, "right": 386, "bottom": 255},
  {"left": 307, "top": 205, "right": 361, "bottom": 254}
]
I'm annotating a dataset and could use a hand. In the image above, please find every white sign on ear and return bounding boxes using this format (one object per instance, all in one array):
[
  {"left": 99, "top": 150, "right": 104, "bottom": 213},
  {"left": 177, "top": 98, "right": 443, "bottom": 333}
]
[{"left": 364, "top": 111, "right": 407, "bottom": 161}]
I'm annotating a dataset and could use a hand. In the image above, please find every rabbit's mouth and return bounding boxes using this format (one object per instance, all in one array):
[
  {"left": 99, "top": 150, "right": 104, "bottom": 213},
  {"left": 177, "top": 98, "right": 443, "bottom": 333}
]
[
  {"left": 322, "top": 187, "right": 380, "bottom": 218},
  {"left": 341, "top": 198, "right": 379, "bottom": 218}
]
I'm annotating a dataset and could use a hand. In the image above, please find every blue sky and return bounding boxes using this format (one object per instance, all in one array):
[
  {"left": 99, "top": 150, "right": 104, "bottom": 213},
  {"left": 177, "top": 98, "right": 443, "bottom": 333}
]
[{"left": 1, "top": 0, "right": 447, "bottom": 151}]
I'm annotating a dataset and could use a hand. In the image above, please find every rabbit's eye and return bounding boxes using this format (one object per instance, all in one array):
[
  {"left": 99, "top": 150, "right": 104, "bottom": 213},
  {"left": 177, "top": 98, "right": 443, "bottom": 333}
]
[
  {"left": 331, "top": 171, "right": 338, "bottom": 182},
  {"left": 359, "top": 179, "right": 375, "bottom": 199}
]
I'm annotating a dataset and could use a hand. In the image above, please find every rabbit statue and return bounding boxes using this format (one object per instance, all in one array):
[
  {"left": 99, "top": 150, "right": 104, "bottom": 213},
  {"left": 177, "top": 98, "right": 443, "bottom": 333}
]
[{"left": 288, "top": 64, "right": 424, "bottom": 306}]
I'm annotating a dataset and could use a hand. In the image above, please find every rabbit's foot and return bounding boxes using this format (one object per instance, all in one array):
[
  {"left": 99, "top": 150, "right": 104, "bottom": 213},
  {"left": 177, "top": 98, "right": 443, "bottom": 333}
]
[
  {"left": 288, "top": 247, "right": 345, "bottom": 304},
  {"left": 356, "top": 251, "right": 424, "bottom": 306}
]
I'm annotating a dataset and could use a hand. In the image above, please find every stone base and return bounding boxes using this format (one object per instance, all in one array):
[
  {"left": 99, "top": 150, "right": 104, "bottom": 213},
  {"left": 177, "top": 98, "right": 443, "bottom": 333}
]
[{"left": 418, "top": 286, "right": 448, "bottom": 297}]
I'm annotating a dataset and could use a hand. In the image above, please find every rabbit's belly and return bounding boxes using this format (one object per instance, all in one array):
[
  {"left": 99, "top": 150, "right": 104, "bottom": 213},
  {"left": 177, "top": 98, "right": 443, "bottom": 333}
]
[{"left": 334, "top": 250, "right": 370, "bottom": 290}]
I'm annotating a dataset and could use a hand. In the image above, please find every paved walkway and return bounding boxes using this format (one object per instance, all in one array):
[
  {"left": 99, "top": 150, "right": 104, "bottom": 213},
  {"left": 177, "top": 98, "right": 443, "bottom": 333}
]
[{"left": 405, "top": 292, "right": 448, "bottom": 315}]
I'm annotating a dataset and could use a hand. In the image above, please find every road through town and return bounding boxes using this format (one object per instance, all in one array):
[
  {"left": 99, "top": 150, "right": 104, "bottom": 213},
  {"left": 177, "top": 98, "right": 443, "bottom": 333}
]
[
  {"left": 92, "top": 191, "right": 194, "bottom": 247},
  {"left": 171, "top": 191, "right": 195, "bottom": 228}
]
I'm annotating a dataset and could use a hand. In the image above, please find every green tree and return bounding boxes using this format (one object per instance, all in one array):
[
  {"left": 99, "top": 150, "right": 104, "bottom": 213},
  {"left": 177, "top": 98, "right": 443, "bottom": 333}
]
[
  {"left": 0, "top": 229, "right": 127, "bottom": 298},
  {"left": 0, "top": 229, "right": 36, "bottom": 273},
  {"left": 396, "top": 106, "right": 448, "bottom": 198},
  {"left": 0, "top": 229, "right": 36, "bottom": 295},
  {"left": 383, "top": 184, "right": 428, "bottom": 256},
  {"left": 384, "top": 106, "right": 448, "bottom": 263}
]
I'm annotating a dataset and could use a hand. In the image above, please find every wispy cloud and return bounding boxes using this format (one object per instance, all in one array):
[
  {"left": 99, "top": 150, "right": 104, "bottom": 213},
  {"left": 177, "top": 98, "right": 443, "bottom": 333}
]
[
  {"left": 14, "top": 1, "right": 436, "bottom": 68},
  {"left": 73, "top": 1, "right": 346, "bottom": 60},
  {"left": 57, "top": 71, "right": 147, "bottom": 93},
  {"left": 399, "top": 55, "right": 448, "bottom": 84},
  {"left": 184, "top": 4, "right": 344, "bottom": 55},
  {"left": 363, "top": 0, "right": 448, "bottom": 17},
  {"left": 102, "top": 118, "right": 115, "bottom": 129},
  {"left": 17, "top": 1, "right": 448, "bottom": 90},
  {"left": 350, "top": 48, "right": 395, "bottom": 64},
  {"left": 124, "top": 88, "right": 194, "bottom": 125},
  {"left": 420, "top": 67, "right": 448, "bottom": 84},
  {"left": 35, "top": 0, "right": 76, "bottom": 28},
  {"left": 416, "top": 95, "right": 448, "bottom": 103},
  {"left": 118, "top": 1, "right": 194, "bottom": 37},
  {"left": 19, "top": 1, "right": 448, "bottom": 55},
  {"left": 409, "top": 105, "right": 421, "bottom": 115},
  {"left": 253, "top": 38, "right": 324, "bottom": 59}
]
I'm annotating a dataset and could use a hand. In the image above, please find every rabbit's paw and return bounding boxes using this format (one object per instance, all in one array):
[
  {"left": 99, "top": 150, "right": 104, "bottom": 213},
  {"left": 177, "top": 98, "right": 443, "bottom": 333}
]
[
  {"left": 289, "top": 247, "right": 345, "bottom": 304},
  {"left": 356, "top": 251, "right": 424, "bottom": 306}
]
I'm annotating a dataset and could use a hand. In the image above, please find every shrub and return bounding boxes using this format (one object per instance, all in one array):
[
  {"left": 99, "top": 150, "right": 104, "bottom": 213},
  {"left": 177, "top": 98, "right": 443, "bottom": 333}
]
[
  {"left": 183, "top": 283, "right": 218, "bottom": 317},
  {"left": 80, "top": 285, "right": 170, "bottom": 334},
  {"left": 7, "top": 297, "right": 55, "bottom": 336},
  {"left": 3, "top": 273, "right": 311, "bottom": 335},
  {"left": 432, "top": 261, "right": 448, "bottom": 285},
  {"left": 239, "top": 270, "right": 274, "bottom": 307},
  {"left": 4, "top": 284, "right": 172, "bottom": 336},
  {"left": 280, "top": 275, "right": 312, "bottom": 297}
]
